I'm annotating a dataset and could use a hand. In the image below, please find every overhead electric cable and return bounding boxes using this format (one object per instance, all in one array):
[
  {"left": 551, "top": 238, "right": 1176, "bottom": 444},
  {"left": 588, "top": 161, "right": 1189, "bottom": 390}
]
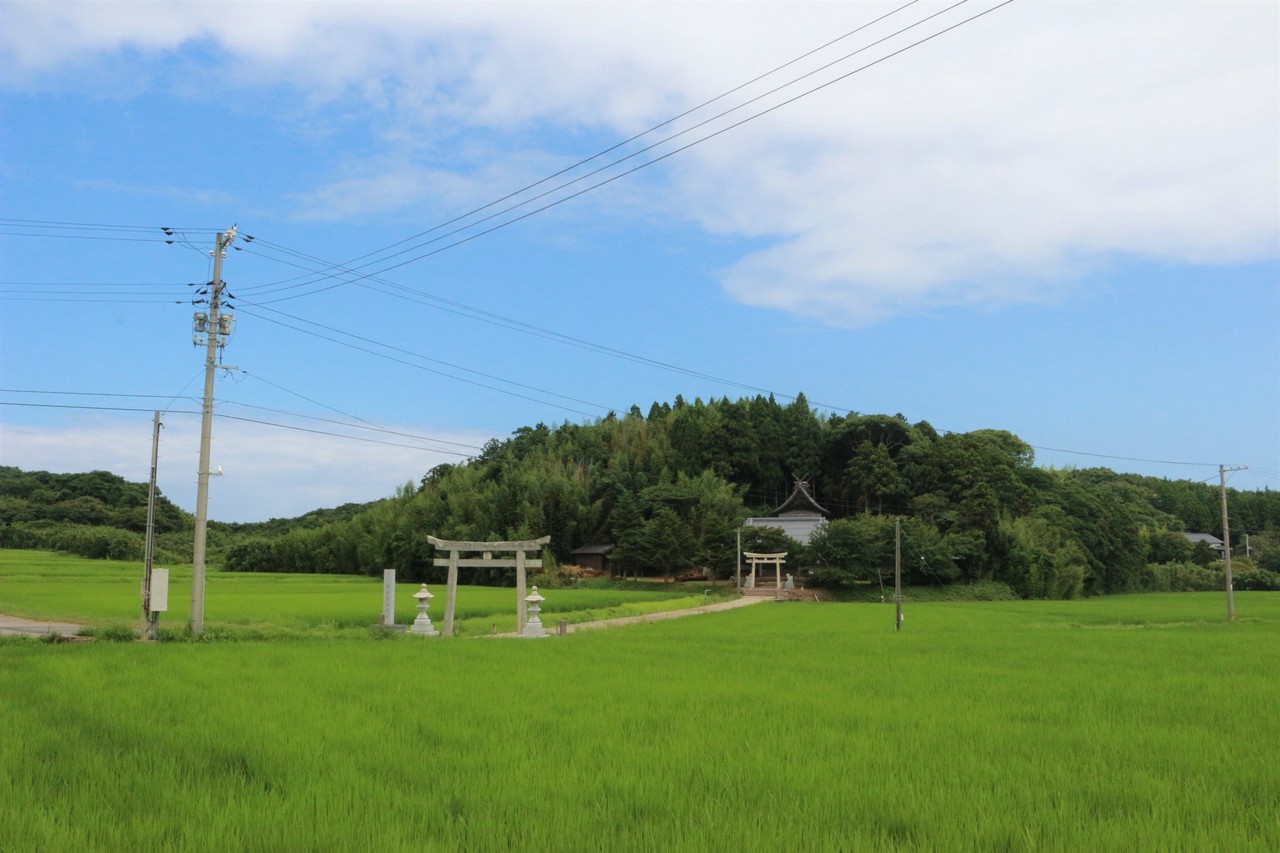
[
  {"left": 234, "top": 0, "right": 927, "bottom": 294},
  {"left": 213, "top": 413, "right": 473, "bottom": 455},
  {"left": 235, "top": 306, "right": 613, "bottom": 418},
  {"left": 1029, "top": 446, "right": 1220, "bottom": 467},
  {"left": 239, "top": 0, "right": 987, "bottom": 296},
  {"left": 0, "top": 401, "right": 475, "bottom": 456},
  {"left": 0, "top": 231, "right": 177, "bottom": 243},
  {"left": 213, "top": 398, "right": 485, "bottom": 452},
  {"left": 0, "top": 218, "right": 218, "bottom": 231},
  {"left": 223, "top": 2, "right": 1016, "bottom": 415}
]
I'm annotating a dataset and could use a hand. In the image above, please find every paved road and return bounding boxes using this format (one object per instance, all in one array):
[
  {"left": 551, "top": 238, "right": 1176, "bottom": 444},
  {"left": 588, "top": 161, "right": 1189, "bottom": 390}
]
[{"left": 0, "top": 614, "right": 86, "bottom": 637}]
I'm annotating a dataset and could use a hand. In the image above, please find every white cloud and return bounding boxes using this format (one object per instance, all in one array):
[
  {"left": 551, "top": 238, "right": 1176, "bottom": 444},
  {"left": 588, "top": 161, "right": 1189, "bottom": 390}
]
[
  {"left": 0, "top": 414, "right": 489, "bottom": 523},
  {"left": 3, "top": 0, "right": 1276, "bottom": 325}
]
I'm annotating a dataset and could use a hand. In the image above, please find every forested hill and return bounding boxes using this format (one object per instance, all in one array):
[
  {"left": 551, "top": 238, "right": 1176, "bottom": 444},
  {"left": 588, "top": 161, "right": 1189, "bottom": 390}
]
[
  {"left": 0, "top": 466, "right": 380, "bottom": 563},
  {"left": 0, "top": 466, "right": 194, "bottom": 561},
  {"left": 0, "top": 467, "right": 189, "bottom": 533},
  {"left": 218, "top": 394, "right": 1280, "bottom": 598}
]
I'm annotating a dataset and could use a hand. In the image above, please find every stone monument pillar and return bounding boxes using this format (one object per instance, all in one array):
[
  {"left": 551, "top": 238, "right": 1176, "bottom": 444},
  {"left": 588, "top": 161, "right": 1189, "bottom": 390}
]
[{"left": 381, "top": 569, "right": 397, "bottom": 627}]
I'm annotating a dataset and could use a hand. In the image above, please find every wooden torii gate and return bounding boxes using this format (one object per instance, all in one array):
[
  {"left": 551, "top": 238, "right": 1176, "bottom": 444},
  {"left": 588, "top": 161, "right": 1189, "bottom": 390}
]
[
  {"left": 427, "top": 535, "right": 550, "bottom": 636},
  {"left": 743, "top": 551, "right": 787, "bottom": 595}
]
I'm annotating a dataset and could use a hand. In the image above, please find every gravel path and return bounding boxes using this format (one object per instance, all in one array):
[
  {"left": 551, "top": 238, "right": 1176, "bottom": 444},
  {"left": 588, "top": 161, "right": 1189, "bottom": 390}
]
[
  {"left": 487, "top": 593, "right": 768, "bottom": 638},
  {"left": 0, "top": 614, "right": 86, "bottom": 637},
  {"left": 565, "top": 593, "right": 767, "bottom": 632}
]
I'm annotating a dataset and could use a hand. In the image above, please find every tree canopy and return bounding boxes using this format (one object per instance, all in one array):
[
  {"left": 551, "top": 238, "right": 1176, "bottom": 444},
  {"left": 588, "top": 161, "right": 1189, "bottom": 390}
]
[{"left": 4, "top": 395, "right": 1279, "bottom": 597}]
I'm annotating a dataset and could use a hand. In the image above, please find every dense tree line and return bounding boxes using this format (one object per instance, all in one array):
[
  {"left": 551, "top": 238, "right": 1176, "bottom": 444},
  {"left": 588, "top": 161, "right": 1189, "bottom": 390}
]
[
  {"left": 3, "top": 400, "right": 1277, "bottom": 596},
  {"left": 0, "top": 467, "right": 195, "bottom": 562},
  {"left": 212, "top": 395, "right": 1280, "bottom": 597}
]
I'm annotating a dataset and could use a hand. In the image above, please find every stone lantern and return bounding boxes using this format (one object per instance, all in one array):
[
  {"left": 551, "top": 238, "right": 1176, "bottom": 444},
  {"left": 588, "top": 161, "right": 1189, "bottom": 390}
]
[
  {"left": 521, "top": 586, "right": 548, "bottom": 638},
  {"left": 406, "top": 584, "right": 440, "bottom": 636}
]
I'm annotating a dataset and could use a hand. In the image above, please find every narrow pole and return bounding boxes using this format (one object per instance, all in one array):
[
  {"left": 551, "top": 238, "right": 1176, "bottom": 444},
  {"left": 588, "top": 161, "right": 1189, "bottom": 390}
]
[
  {"left": 443, "top": 549, "right": 459, "bottom": 637},
  {"left": 1220, "top": 465, "right": 1235, "bottom": 623},
  {"left": 894, "top": 518, "right": 902, "bottom": 632},
  {"left": 735, "top": 527, "right": 742, "bottom": 590},
  {"left": 516, "top": 549, "right": 528, "bottom": 633},
  {"left": 191, "top": 228, "right": 235, "bottom": 635},
  {"left": 141, "top": 411, "right": 162, "bottom": 640}
]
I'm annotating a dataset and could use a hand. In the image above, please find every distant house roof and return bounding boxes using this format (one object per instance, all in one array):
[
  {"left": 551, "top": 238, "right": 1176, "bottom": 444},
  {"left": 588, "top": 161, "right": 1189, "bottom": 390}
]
[
  {"left": 1184, "top": 533, "right": 1225, "bottom": 550},
  {"left": 771, "top": 480, "right": 830, "bottom": 518},
  {"left": 744, "top": 516, "right": 826, "bottom": 545},
  {"left": 571, "top": 544, "right": 616, "bottom": 556}
]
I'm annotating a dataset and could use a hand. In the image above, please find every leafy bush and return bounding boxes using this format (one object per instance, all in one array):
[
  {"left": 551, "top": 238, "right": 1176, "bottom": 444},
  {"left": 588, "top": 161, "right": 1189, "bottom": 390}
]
[
  {"left": 89, "top": 624, "right": 137, "bottom": 642},
  {"left": 1144, "top": 561, "right": 1221, "bottom": 592},
  {"left": 0, "top": 521, "right": 144, "bottom": 561},
  {"left": 1232, "top": 567, "right": 1280, "bottom": 591}
]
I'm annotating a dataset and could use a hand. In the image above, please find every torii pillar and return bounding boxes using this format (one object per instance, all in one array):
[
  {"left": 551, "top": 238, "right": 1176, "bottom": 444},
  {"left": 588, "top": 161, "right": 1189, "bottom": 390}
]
[{"left": 427, "top": 535, "right": 551, "bottom": 636}]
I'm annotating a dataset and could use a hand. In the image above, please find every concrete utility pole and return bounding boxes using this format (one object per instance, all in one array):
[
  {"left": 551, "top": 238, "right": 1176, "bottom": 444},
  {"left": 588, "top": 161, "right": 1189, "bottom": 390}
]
[
  {"left": 894, "top": 517, "right": 903, "bottom": 632},
  {"left": 190, "top": 227, "right": 237, "bottom": 635},
  {"left": 1219, "top": 464, "right": 1247, "bottom": 623},
  {"left": 141, "top": 411, "right": 162, "bottom": 640}
]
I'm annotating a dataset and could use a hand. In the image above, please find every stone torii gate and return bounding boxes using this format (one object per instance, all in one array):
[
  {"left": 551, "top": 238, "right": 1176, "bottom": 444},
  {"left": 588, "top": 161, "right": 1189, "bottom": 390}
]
[
  {"left": 743, "top": 551, "right": 787, "bottom": 595},
  {"left": 427, "top": 535, "right": 550, "bottom": 636}
]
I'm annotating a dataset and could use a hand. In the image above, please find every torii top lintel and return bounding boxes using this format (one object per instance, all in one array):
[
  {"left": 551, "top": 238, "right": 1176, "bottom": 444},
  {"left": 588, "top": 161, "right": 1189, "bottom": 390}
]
[{"left": 426, "top": 535, "right": 550, "bottom": 552}]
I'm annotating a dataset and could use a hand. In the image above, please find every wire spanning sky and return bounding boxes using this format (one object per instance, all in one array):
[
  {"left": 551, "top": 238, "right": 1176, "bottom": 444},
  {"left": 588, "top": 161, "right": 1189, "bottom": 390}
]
[{"left": 1, "top": 1, "right": 1277, "bottom": 522}]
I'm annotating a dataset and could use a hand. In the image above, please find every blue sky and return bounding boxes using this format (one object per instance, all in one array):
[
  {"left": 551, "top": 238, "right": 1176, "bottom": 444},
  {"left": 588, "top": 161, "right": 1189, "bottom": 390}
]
[{"left": 1, "top": 0, "right": 1277, "bottom": 522}]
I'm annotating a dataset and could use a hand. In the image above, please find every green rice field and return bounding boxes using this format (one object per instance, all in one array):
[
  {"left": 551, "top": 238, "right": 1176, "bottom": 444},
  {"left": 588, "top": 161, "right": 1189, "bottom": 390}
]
[
  {"left": 1, "top": 550, "right": 1277, "bottom": 851},
  {"left": 0, "top": 550, "right": 717, "bottom": 637}
]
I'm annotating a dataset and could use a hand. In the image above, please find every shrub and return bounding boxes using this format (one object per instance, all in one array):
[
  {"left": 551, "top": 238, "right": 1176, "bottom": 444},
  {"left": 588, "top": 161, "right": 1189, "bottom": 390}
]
[
  {"left": 1145, "top": 561, "right": 1221, "bottom": 592},
  {"left": 90, "top": 624, "right": 138, "bottom": 642},
  {"left": 1232, "top": 567, "right": 1280, "bottom": 591}
]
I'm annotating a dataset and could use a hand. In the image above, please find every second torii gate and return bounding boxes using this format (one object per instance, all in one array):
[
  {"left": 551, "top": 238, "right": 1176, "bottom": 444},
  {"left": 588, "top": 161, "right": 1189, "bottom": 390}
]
[
  {"left": 427, "top": 535, "right": 551, "bottom": 636},
  {"left": 743, "top": 551, "right": 787, "bottom": 595}
]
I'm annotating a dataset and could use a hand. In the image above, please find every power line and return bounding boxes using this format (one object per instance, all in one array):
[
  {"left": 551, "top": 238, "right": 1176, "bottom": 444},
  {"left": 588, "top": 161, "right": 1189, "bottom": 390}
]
[
  {"left": 230, "top": 1, "right": 1002, "bottom": 295},
  {"left": 235, "top": 306, "right": 613, "bottom": 418},
  {"left": 0, "top": 284, "right": 192, "bottom": 290},
  {"left": 234, "top": 0, "right": 932, "bottom": 294},
  {"left": 0, "top": 386, "right": 481, "bottom": 450},
  {"left": 242, "top": 0, "right": 968, "bottom": 295},
  {"left": 1029, "top": 445, "right": 1220, "bottom": 468},
  {"left": 0, "top": 218, "right": 219, "bottom": 231},
  {"left": 220, "top": 2, "right": 1015, "bottom": 415},
  {"left": 0, "top": 389, "right": 194, "bottom": 400},
  {"left": 0, "top": 400, "right": 474, "bottom": 456},
  {"left": 0, "top": 295, "right": 188, "bottom": 304},
  {"left": 213, "top": 399, "right": 485, "bottom": 452},
  {"left": 0, "top": 231, "right": 177, "bottom": 244}
]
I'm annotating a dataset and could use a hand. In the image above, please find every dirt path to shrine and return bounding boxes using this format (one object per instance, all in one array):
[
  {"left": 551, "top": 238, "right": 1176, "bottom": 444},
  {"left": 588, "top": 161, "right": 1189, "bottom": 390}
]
[
  {"left": 485, "top": 593, "right": 769, "bottom": 638},
  {"left": 0, "top": 614, "right": 86, "bottom": 638}
]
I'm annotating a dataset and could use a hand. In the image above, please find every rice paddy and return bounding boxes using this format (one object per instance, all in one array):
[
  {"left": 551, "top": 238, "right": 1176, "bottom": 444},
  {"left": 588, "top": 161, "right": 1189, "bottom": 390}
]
[
  {"left": 0, "top": 550, "right": 717, "bottom": 637},
  {"left": 1, "top": 550, "right": 1277, "bottom": 851}
]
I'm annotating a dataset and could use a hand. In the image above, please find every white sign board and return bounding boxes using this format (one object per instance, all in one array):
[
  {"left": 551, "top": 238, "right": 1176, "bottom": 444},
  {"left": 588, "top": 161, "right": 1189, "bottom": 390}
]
[{"left": 150, "top": 568, "right": 170, "bottom": 612}]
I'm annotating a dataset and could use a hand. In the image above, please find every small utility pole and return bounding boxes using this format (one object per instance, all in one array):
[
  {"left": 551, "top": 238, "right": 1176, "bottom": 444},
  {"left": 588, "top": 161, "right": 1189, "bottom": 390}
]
[
  {"left": 1220, "top": 464, "right": 1247, "bottom": 623},
  {"left": 735, "top": 527, "right": 742, "bottom": 590},
  {"left": 894, "top": 518, "right": 903, "bottom": 632},
  {"left": 141, "top": 411, "right": 162, "bottom": 640},
  {"left": 190, "top": 227, "right": 237, "bottom": 635}
]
